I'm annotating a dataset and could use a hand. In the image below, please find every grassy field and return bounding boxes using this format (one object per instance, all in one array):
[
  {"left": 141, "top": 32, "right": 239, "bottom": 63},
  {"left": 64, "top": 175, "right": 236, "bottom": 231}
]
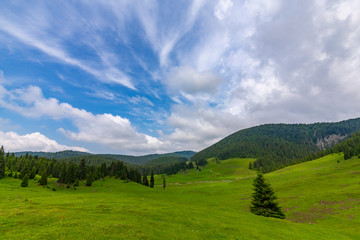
[{"left": 1, "top": 154, "right": 359, "bottom": 239}]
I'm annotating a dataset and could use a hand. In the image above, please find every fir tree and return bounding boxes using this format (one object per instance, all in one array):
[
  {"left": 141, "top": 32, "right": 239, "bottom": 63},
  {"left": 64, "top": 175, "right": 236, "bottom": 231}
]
[
  {"left": 0, "top": 145, "right": 5, "bottom": 178},
  {"left": 39, "top": 169, "right": 48, "bottom": 186},
  {"left": 150, "top": 171, "right": 154, "bottom": 188},
  {"left": 79, "top": 158, "right": 87, "bottom": 180},
  {"left": 250, "top": 172, "right": 285, "bottom": 219},
  {"left": 74, "top": 178, "right": 79, "bottom": 187},
  {"left": 142, "top": 174, "right": 149, "bottom": 186},
  {"left": 21, "top": 173, "right": 29, "bottom": 187},
  {"left": 29, "top": 166, "right": 36, "bottom": 179},
  {"left": 86, "top": 171, "right": 93, "bottom": 186}
]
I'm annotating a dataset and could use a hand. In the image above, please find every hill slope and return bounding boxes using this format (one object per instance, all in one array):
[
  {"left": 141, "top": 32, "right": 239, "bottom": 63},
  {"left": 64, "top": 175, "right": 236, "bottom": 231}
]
[
  {"left": 191, "top": 117, "right": 360, "bottom": 172},
  {"left": 1, "top": 153, "right": 360, "bottom": 239},
  {"left": 13, "top": 150, "right": 196, "bottom": 166}
]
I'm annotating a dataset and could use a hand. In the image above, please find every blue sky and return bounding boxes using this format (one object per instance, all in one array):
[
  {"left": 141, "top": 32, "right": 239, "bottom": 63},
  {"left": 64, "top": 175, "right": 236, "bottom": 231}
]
[{"left": 1, "top": 0, "right": 360, "bottom": 154}]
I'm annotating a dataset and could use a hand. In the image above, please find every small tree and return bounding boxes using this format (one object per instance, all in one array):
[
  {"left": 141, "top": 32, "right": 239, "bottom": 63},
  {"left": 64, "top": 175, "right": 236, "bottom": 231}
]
[
  {"left": 162, "top": 176, "right": 166, "bottom": 190},
  {"left": 250, "top": 172, "right": 285, "bottom": 219},
  {"left": 150, "top": 171, "right": 154, "bottom": 188},
  {"left": 21, "top": 173, "right": 29, "bottom": 187}
]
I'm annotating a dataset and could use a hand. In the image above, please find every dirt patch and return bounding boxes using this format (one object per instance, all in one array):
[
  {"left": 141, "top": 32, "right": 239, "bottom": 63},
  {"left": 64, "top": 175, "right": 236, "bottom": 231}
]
[
  {"left": 289, "top": 206, "right": 336, "bottom": 223},
  {"left": 288, "top": 198, "right": 360, "bottom": 223}
]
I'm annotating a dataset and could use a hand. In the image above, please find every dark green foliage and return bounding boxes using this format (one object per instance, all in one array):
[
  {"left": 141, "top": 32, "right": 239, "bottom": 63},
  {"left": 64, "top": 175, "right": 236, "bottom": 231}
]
[
  {"left": 39, "top": 169, "right": 48, "bottom": 186},
  {"left": 58, "top": 162, "right": 67, "bottom": 184},
  {"left": 163, "top": 176, "right": 166, "bottom": 190},
  {"left": 79, "top": 158, "right": 87, "bottom": 180},
  {"left": 187, "top": 161, "right": 194, "bottom": 169},
  {"left": 74, "top": 178, "right": 79, "bottom": 187},
  {"left": 142, "top": 174, "right": 149, "bottom": 186},
  {"left": 333, "top": 131, "right": 360, "bottom": 159},
  {"left": 86, "top": 171, "right": 93, "bottom": 186},
  {"left": 65, "top": 162, "right": 76, "bottom": 184},
  {"left": 29, "top": 166, "right": 36, "bottom": 179},
  {"left": 21, "top": 173, "right": 29, "bottom": 187},
  {"left": 0, "top": 146, "right": 5, "bottom": 178},
  {"left": 250, "top": 172, "right": 285, "bottom": 219},
  {"left": 150, "top": 171, "right": 154, "bottom": 188},
  {"left": 191, "top": 118, "right": 360, "bottom": 173},
  {"left": 7, "top": 169, "right": 13, "bottom": 177}
]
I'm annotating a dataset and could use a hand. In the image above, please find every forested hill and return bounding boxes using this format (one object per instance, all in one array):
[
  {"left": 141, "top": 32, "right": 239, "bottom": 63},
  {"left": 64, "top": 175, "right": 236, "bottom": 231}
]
[
  {"left": 191, "top": 117, "right": 360, "bottom": 173},
  {"left": 13, "top": 150, "right": 196, "bottom": 166}
]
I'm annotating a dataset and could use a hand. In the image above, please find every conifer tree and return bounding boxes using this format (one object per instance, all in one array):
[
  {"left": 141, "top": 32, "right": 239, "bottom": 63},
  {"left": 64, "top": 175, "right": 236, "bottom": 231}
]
[
  {"left": 142, "top": 174, "right": 149, "bottom": 186},
  {"left": 162, "top": 176, "right": 166, "bottom": 190},
  {"left": 21, "top": 173, "right": 29, "bottom": 187},
  {"left": 250, "top": 172, "right": 285, "bottom": 219},
  {"left": 74, "top": 178, "right": 79, "bottom": 187},
  {"left": 39, "top": 169, "right": 48, "bottom": 186},
  {"left": 29, "top": 166, "right": 36, "bottom": 179},
  {"left": 0, "top": 145, "right": 5, "bottom": 178},
  {"left": 150, "top": 171, "right": 154, "bottom": 188},
  {"left": 79, "top": 158, "right": 87, "bottom": 180},
  {"left": 86, "top": 171, "right": 93, "bottom": 186}
]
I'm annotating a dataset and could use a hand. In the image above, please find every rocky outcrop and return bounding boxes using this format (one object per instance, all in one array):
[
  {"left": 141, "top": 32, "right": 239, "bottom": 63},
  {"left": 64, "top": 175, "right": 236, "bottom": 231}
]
[{"left": 316, "top": 134, "right": 347, "bottom": 150}]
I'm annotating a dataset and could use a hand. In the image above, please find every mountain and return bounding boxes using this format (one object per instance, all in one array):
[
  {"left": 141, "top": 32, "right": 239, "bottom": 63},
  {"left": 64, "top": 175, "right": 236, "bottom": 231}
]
[
  {"left": 13, "top": 150, "right": 90, "bottom": 159},
  {"left": 13, "top": 150, "right": 196, "bottom": 166},
  {"left": 191, "top": 117, "right": 360, "bottom": 172}
]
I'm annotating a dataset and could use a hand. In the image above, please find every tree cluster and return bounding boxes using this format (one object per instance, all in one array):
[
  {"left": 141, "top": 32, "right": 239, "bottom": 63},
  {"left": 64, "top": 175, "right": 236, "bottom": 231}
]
[{"left": 1, "top": 147, "right": 154, "bottom": 188}]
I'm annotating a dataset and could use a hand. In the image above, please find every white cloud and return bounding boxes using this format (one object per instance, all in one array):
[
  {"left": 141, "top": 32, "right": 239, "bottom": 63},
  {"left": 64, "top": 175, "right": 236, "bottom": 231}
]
[
  {"left": 0, "top": 131, "right": 88, "bottom": 152},
  {"left": 0, "top": 84, "right": 171, "bottom": 154},
  {"left": 166, "top": 66, "right": 223, "bottom": 94}
]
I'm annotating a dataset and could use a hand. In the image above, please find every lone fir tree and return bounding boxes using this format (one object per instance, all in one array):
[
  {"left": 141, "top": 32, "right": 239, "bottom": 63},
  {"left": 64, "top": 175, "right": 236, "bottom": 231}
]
[{"left": 250, "top": 172, "right": 285, "bottom": 219}]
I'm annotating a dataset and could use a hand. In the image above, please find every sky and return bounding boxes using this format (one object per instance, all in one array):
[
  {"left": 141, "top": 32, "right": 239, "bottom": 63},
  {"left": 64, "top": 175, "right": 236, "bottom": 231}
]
[{"left": 1, "top": 0, "right": 360, "bottom": 155}]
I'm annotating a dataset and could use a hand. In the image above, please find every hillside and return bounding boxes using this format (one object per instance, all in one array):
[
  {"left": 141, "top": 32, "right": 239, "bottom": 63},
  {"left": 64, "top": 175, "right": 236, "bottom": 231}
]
[
  {"left": 1, "top": 153, "right": 360, "bottom": 239},
  {"left": 191, "top": 117, "right": 360, "bottom": 172},
  {"left": 13, "top": 150, "right": 196, "bottom": 166}
]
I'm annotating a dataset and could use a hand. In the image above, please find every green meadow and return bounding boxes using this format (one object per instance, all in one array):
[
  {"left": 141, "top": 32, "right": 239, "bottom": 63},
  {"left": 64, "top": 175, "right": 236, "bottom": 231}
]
[{"left": 1, "top": 153, "right": 359, "bottom": 239}]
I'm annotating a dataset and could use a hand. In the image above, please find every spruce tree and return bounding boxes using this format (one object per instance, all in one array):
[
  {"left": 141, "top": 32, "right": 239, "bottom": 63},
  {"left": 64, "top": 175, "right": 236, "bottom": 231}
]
[
  {"left": 250, "top": 172, "right": 285, "bottom": 219},
  {"left": 21, "top": 173, "right": 29, "bottom": 187},
  {"left": 0, "top": 145, "right": 5, "bottom": 178},
  {"left": 79, "top": 158, "right": 87, "bottom": 180},
  {"left": 29, "top": 166, "right": 36, "bottom": 179},
  {"left": 150, "top": 171, "right": 154, "bottom": 188},
  {"left": 39, "top": 169, "right": 48, "bottom": 186},
  {"left": 162, "top": 176, "right": 166, "bottom": 190},
  {"left": 142, "top": 174, "right": 149, "bottom": 187},
  {"left": 86, "top": 171, "right": 93, "bottom": 186}
]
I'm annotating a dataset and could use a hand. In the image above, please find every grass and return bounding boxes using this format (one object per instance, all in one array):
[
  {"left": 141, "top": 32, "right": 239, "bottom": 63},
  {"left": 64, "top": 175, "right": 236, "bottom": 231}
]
[{"left": 0, "top": 153, "right": 359, "bottom": 239}]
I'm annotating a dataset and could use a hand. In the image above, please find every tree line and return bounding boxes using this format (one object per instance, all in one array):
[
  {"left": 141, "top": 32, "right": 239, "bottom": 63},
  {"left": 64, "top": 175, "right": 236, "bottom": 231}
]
[{"left": 0, "top": 146, "right": 157, "bottom": 188}]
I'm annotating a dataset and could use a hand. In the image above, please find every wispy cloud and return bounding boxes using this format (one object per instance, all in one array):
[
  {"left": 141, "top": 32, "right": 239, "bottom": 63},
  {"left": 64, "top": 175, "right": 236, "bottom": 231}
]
[{"left": 0, "top": 3, "right": 135, "bottom": 89}]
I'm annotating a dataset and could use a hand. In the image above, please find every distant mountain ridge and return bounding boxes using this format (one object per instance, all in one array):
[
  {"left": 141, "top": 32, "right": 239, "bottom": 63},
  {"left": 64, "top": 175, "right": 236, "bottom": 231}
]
[
  {"left": 13, "top": 150, "right": 196, "bottom": 165},
  {"left": 191, "top": 117, "right": 360, "bottom": 172}
]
